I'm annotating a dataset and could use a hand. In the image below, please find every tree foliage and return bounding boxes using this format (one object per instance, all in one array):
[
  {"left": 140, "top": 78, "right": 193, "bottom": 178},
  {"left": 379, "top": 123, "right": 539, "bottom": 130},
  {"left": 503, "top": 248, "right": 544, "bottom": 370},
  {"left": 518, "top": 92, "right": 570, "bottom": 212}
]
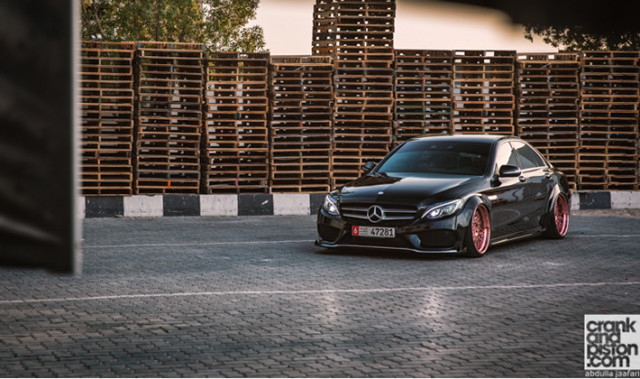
[
  {"left": 80, "top": 0, "right": 266, "bottom": 52},
  {"left": 524, "top": 25, "right": 640, "bottom": 51}
]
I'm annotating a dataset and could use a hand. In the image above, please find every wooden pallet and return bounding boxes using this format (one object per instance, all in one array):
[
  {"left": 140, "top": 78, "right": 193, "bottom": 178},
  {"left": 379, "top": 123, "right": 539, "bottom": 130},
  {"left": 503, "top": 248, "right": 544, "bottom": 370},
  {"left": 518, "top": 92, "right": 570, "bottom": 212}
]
[
  {"left": 394, "top": 50, "right": 453, "bottom": 143},
  {"left": 204, "top": 52, "right": 270, "bottom": 193},
  {"left": 452, "top": 50, "right": 515, "bottom": 135},
  {"left": 80, "top": 42, "right": 136, "bottom": 196},
  {"left": 135, "top": 42, "right": 204, "bottom": 195},
  {"left": 81, "top": 39, "right": 640, "bottom": 194},
  {"left": 578, "top": 51, "right": 639, "bottom": 190},
  {"left": 516, "top": 53, "right": 580, "bottom": 188},
  {"left": 270, "top": 56, "right": 333, "bottom": 192},
  {"left": 312, "top": 0, "right": 395, "bottom": 57},
  {"left": 311, "top": 1, "right": 396, "bottom": 188}
]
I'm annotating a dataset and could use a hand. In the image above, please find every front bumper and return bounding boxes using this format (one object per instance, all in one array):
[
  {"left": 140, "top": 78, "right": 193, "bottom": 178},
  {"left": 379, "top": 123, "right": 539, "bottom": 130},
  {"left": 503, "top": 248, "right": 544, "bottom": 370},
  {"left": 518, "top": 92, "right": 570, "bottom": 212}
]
[
  {"left": 316, "top": 208, "right": 468, "bottom": 254},
  {"left": 315, "top": 239, "right": 459, "bottom": 254}
]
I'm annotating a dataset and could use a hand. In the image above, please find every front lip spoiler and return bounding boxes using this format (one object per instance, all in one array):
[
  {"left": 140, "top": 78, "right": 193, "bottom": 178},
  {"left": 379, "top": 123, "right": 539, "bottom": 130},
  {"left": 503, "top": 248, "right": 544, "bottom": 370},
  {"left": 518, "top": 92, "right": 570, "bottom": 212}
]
[{"left": 315, "top": 240, "right": 460, "bottom": 254}]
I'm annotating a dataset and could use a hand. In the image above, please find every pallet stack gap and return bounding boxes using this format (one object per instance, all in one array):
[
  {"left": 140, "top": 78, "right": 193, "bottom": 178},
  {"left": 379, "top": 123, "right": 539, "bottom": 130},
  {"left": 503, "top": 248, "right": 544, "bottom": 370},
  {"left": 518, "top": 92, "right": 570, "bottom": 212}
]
[
  {"left": 453, "top": 50, "right": 516, "bottom": 135},
  {"left": 579, "top": 51, "right": 639, "bottom": 190},
  {"left": 517, "top": 53, "right": 580, "bottom": 188},
  {"left": 203, "top": 52, "right": 270, "bottom": 193},
  {"left": 270, "top": 56, "right": 333, "bottom": 193},
  {"left": 80, "top": 42, "right": 135, "bottom": 196},
  {"left": 394, "top": 50, "right": 453, "bottom": 144}
]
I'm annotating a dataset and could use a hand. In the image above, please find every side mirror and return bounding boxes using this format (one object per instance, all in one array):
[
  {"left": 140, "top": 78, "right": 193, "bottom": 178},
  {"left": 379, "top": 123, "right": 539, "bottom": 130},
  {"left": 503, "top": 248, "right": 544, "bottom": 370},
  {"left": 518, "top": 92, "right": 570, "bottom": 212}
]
[
  {"left": 362, "top": 161, "right": 376, "bottom": 174},
  {"left": 499, "top": 165, "right": 521, "bottom": 178}
]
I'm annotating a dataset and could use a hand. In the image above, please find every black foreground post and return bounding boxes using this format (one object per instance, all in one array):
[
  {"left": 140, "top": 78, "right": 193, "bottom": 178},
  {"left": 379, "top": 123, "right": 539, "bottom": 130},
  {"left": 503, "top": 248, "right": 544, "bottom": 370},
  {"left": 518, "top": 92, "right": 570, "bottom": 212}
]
[{"left": 0, "top": 0, "right": 81, "bottom": 274}]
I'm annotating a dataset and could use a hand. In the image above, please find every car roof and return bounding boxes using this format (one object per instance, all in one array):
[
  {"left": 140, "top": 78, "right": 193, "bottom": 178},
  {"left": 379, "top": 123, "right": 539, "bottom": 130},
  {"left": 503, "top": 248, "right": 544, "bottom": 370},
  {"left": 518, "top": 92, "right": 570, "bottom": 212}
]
[{"left": 407, "top": 134, "right": 512, "bottom": 144}]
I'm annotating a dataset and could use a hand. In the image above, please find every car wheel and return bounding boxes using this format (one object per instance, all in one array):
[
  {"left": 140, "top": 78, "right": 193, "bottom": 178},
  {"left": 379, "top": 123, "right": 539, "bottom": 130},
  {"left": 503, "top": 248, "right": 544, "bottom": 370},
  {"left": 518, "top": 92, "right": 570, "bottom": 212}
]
[
  {"left": 465, "top": 204, "right": 491, "bottom": 257},
  {"left": 544, "top": 193, "right": 569, "bottom": 239}
]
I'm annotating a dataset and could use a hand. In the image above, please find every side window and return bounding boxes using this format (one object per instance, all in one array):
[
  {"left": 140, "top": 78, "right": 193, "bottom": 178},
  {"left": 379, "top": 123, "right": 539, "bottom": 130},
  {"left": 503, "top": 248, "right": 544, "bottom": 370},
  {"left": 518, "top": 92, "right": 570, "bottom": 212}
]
[
  {"left": 494, "top": 142, "right": 519, "bottom": 171},
  {"left": 512, "top": 141, "right": 545, "bottom": 170}
]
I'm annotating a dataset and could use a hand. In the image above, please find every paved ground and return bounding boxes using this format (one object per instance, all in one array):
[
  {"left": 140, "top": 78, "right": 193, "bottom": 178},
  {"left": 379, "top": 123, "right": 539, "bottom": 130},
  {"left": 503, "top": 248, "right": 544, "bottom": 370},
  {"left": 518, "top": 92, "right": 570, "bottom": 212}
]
[{"left": 1, "top": 211, "right": 639, "bottom": 377}]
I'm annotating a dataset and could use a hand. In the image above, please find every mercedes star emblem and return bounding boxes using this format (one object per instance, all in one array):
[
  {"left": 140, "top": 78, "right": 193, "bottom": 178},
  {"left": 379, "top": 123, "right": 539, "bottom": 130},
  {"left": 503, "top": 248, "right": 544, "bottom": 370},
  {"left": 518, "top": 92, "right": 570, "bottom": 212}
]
[{"left": 367, "top": 205, "right": 385, "bottom": 223}]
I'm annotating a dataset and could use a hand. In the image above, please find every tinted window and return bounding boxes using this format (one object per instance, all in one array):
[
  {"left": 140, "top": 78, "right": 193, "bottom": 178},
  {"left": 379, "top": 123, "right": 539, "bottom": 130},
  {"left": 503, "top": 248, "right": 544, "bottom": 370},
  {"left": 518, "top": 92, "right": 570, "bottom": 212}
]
[
  {"left": 494, "top": 142, "right": 519, "bottom": 170},
  {"left": 512, "top": 141, "right": 546, "bottom": 169},
  {"left": 377, "top": 140, "right": 491, "bottom": 176}
]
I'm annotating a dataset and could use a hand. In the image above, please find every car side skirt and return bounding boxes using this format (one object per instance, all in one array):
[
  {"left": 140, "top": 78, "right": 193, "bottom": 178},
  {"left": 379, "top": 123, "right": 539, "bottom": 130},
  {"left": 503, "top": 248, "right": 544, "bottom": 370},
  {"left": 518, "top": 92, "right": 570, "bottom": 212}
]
[{"left": 490, "top": 227, "right": 544, "bottom": 247}]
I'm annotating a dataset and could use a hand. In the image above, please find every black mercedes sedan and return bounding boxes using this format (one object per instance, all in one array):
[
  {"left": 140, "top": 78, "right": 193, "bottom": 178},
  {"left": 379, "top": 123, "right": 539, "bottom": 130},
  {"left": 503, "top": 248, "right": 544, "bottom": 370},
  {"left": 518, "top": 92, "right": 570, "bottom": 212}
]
[{"left": 316, "top": 135, "right": 571, "bottom": 257}]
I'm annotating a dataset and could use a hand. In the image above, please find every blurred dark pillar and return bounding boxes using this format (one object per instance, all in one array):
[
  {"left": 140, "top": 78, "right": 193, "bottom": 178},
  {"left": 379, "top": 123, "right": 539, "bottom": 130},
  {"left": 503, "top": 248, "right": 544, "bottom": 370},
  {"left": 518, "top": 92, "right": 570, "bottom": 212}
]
[{"left": 0, "top": 0, "right": 80, "bottom": 274}]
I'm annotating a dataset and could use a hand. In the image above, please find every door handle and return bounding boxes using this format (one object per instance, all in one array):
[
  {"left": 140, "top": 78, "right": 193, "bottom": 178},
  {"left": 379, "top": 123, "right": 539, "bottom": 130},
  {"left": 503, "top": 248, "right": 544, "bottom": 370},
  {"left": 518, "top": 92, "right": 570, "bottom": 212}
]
[{"left": 518, "top": 176, "right": 526, "bottom": 183}]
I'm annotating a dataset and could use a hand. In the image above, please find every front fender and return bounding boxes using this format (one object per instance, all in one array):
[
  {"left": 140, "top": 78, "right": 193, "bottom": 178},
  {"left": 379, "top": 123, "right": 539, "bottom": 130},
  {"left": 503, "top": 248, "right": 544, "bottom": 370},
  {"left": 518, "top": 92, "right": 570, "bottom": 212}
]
[
  {"left": 541, "top": 184, "right": 570, "bottom": 228},
  {"left": 457, "top": 195, "right": 492, "bottom": 231}
]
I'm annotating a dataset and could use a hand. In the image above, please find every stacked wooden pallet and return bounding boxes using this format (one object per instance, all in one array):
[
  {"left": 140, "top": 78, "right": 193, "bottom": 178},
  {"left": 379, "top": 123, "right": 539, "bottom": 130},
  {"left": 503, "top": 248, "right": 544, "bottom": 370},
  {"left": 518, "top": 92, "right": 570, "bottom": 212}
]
[
  {"left": 312, "top": 0, "right": 395, "bottom": 57},
  {"left": 313, "top": 0, "right": 396, "bottom": 187},
  {"left": 394, "top": 50, "right": 453, "bottom": 144},
  {"left": 516, "top": 53, "right": 580, "bottom": 188},
  {"left": 80, "top": 42, "right": 135, "bottom": 196},
  {"left": 135, "top": 42, "right": 203, "bottom": 194},
  {"left": 579, "top": 51, "right": 639, "bottom": 190},
  {"left": 270, "top": 56, "right": 333, "bottom": 193},
  {"left": 203, "top": 52, "right": 270, "bottom": 193},
  {"left": 453, "top": 50, "right": 516, "bottom": 135},
  {"left": 311, "top": 0, "right": 336, "bottom": 57}
]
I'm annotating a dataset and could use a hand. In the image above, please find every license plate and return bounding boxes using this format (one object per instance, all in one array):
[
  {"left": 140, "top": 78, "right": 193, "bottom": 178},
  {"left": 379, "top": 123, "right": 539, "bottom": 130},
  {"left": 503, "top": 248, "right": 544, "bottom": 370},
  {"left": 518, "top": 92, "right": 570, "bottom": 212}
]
[{"left": 352, "top": 226, "right": 395, "bottom": 238}]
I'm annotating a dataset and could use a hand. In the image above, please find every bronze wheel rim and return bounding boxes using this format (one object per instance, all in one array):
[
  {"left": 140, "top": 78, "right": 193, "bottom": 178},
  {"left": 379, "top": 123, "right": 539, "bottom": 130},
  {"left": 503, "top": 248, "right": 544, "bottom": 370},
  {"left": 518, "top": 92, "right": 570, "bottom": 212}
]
[
  {"left": 554, "top": 194, "right": 569, "bottom": 236},
  {"left": 471, "top": 205, "right": 490, "bottom": 254}
]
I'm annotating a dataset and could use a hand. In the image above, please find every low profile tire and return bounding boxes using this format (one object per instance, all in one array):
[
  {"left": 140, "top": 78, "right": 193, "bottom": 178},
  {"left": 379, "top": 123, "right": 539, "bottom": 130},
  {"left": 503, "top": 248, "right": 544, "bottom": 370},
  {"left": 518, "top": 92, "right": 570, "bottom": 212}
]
[
  {"left": 544, "top": 193, "right": 570, "bottom": 239},
  {"left": 465, "top": 204, "right": 491, "bottom": 257}
]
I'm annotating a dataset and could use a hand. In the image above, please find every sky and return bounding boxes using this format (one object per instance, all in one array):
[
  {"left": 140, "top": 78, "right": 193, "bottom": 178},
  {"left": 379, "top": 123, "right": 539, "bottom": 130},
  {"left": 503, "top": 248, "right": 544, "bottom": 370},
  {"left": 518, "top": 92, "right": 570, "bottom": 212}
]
[{"left": 248, "top": 0, "right": 557, "bottom": 55}]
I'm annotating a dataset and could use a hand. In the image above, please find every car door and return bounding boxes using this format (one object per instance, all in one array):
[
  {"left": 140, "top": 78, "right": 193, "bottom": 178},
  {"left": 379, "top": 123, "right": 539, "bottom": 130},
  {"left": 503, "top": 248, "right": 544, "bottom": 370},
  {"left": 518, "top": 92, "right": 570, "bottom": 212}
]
[
  {"left": 511, "top": 141, "right": 553, "bottom": 232},
  {"left": 483, "top": 141, "right": 528, "bottom": 239}
]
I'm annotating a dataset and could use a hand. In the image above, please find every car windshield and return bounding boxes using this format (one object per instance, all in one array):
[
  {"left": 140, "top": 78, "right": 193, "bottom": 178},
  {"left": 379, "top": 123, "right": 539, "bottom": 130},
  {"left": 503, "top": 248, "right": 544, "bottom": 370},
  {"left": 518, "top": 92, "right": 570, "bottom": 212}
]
[{"left": 376, "top": 140, "right": 491, "bottom": 176}]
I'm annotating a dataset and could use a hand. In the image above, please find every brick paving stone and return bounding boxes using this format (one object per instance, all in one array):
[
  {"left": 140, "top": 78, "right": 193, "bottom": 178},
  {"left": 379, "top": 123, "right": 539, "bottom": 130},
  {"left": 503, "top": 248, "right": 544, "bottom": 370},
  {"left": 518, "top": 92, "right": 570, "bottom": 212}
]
[{"left": 0, "top": 214, "right": 639, "bottom": 376}]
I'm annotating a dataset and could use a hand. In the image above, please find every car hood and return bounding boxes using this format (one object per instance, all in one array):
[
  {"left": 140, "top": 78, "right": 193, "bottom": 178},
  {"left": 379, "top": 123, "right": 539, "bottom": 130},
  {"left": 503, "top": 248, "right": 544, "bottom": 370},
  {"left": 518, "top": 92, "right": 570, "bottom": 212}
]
[{"left": 339, "top": 174, "right": 484, "bottom": 207}]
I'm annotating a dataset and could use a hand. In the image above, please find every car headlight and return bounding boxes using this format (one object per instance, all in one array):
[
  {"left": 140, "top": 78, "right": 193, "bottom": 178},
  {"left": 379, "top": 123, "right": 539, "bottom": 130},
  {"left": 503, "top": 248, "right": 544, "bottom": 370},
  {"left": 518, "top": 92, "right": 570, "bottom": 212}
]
[
  {"left": 422, "top": 199, "right": 463, "bottom": 220},
  {"left": 322, "top": 194, "right": 340, "bottom": 216}
]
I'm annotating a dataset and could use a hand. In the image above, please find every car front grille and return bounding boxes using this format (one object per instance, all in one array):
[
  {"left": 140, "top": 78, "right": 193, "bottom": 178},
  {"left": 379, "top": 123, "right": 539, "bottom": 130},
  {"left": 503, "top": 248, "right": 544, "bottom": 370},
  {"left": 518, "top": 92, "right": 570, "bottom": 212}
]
[{"left": 340, "top": 202, "right": 418, "bottom": 225}]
